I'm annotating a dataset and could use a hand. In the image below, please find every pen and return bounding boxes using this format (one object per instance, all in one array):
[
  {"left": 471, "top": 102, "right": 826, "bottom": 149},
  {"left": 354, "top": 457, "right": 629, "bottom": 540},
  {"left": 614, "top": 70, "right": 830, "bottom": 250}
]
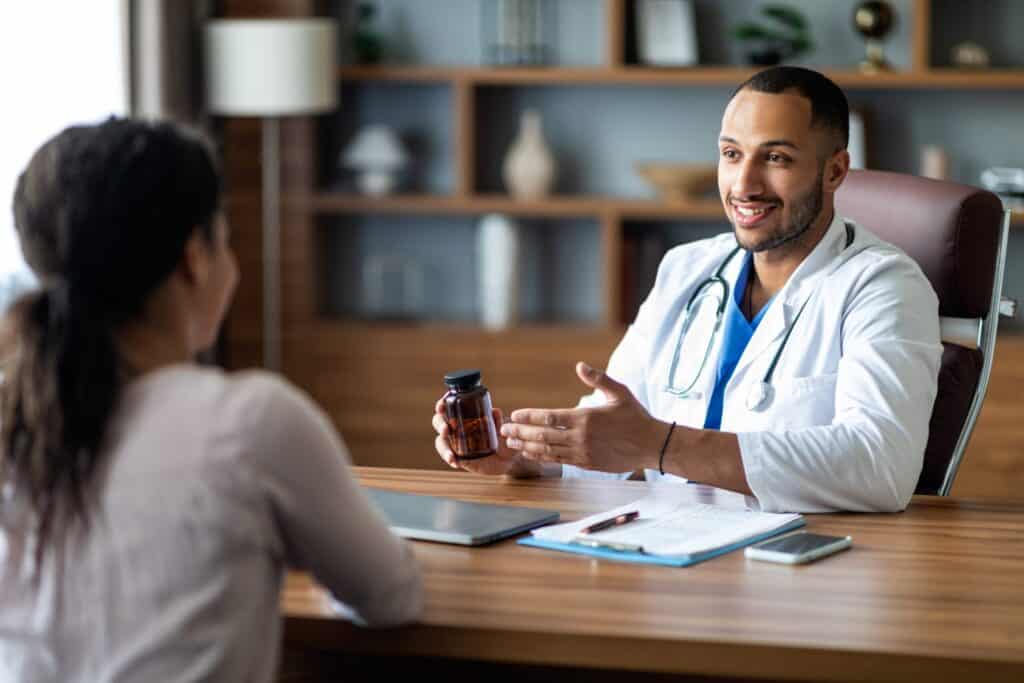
[{"left": 578, "top": 510, "right": 640, "bottom": 535}]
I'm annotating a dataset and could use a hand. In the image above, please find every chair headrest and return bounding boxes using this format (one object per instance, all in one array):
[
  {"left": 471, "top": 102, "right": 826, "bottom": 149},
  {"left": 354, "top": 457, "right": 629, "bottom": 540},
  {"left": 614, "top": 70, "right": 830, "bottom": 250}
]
[{"left": 835, "top": 170, "right": 1004, "bottom": 318}]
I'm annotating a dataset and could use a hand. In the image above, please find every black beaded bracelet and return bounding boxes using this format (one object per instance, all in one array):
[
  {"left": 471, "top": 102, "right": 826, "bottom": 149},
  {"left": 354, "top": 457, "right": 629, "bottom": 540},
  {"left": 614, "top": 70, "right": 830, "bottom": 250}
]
[{"left": 658, "top": 421, "right": 677, "bottom": 476}]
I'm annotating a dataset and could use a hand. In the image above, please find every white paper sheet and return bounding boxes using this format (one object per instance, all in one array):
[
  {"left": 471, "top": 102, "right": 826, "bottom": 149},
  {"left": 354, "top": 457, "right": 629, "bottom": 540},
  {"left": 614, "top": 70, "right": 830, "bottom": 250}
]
[{"left": 531, "top": 494, "right": 802, "bottom": 557}]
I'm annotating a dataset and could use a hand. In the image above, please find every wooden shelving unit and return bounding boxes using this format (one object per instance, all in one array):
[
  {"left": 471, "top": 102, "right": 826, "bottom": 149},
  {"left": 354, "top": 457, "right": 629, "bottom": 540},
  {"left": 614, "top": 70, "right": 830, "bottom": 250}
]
[
  {"left": 338, "top": 65, "right": 1024, "bottom": 90},
  {"left": 324, "top": 0, "right": 1024, "bottom": 327}
]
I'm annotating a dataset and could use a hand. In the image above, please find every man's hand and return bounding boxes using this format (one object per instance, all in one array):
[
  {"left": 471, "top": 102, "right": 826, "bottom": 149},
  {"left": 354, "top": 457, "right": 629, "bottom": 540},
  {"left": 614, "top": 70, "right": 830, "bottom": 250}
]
[
  {"left": 431, "top": 398, "right": 547, "bottom": 477},
  {"left": 500, "top": 362, "right": 665, "bottom": 473}
]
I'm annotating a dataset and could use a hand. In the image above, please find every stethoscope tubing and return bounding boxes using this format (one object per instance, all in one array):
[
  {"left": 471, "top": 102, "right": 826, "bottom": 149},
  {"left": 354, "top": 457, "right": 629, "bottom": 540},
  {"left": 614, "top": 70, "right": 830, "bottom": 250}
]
[{"left": 666, "top": 223, "right": 855, "bottom": 410}]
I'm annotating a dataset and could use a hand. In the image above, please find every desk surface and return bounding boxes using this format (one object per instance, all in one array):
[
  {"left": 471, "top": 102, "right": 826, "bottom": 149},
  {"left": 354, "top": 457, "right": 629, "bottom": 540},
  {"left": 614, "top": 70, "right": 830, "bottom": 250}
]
[{"left": 283, "top": 467, "right": 1024, "bottom": 682}]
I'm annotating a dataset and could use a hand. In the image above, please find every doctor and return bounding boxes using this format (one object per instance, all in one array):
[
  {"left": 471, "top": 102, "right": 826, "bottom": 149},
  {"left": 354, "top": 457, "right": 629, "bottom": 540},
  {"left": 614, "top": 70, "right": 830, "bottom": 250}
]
[{"left": 432, "top": 66, "right": 942, "bottom": 513}]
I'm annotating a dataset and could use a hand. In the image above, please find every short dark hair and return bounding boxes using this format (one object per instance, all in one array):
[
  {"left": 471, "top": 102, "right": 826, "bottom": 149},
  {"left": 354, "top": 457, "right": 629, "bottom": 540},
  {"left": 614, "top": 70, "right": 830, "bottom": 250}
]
[{"left": 732, "top": 66, "right": 849, "bottom": 153}]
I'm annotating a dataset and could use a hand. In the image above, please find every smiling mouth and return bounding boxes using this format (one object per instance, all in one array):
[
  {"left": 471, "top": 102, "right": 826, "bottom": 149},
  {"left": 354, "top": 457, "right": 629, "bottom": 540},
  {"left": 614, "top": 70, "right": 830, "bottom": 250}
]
[
  {"left": 735, "top": 206, "right": 772, "bottom": 217},
  {"left": 730, "top": 202, "right": 779, "bottom": 226}
]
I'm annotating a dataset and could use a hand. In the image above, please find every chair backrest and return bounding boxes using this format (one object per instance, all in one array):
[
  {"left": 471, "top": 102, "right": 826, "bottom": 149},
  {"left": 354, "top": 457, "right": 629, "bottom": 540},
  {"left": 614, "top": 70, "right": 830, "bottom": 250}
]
[{"left": 835, "top": 169, "right": 1008, "bottom": 495}]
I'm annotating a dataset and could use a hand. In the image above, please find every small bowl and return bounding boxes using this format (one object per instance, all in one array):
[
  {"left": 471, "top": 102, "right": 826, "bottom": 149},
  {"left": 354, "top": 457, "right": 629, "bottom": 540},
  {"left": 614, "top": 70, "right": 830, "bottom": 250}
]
[{"left": 635, "top": 162, "right": 718, "bottom": 203}]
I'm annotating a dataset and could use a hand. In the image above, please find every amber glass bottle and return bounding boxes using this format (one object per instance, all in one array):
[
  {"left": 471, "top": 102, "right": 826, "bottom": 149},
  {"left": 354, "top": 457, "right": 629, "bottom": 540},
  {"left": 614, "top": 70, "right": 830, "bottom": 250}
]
[{"left": 443, "top": 369, "right": 499, "bottom": 460}]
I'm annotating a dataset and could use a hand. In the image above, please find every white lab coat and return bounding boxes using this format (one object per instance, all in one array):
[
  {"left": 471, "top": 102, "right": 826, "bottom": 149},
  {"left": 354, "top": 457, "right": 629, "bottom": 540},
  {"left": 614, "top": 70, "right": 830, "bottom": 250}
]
[{"left": 564, "top": 213, "right": 942, "bottom": 513}]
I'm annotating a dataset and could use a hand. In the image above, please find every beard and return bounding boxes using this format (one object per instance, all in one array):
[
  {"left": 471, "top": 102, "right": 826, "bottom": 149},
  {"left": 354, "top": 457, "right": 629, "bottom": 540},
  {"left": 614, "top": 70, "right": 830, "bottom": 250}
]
[{"left": 733, "top": 169, "right": 825, "bottom": 253}]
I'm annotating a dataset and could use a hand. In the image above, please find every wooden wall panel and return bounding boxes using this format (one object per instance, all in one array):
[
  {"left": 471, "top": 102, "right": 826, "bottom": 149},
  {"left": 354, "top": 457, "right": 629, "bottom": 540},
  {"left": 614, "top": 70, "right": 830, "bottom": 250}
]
[
  {"left": 284, "top": 323, "right": 621, "bottom": 469},
  {"left": 954, "top": 336, "right": 1024, "bottom": 498}
]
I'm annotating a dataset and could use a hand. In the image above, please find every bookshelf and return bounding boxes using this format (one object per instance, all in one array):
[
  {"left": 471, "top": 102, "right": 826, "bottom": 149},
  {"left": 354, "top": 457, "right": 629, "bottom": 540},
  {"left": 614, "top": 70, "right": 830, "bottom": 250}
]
[{"left": 223, "top": 0, "right": 1024, "bottom": 494}]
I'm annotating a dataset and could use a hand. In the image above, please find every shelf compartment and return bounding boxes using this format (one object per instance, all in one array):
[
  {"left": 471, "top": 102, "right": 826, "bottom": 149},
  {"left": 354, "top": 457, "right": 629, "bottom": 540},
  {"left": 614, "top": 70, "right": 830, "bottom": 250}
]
[
  {"left": 323, "top": 81, "right": 454, "bottom": 195},
  {"left": 318, "top": 213, "right": 605, "bottom": 326},
  {"left": 619, "top": 219, "right": 731, "bottom": 324},
  {"left": 930, "top": 0, "right": 1024, "bottom": 69}
]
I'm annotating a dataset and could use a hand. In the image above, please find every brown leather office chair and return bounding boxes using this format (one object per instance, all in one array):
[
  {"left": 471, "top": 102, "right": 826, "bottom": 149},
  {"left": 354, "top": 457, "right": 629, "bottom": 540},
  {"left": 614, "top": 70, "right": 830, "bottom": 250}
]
[{"left": 835, "top": 169, "right": 1015, "bottom": 495}]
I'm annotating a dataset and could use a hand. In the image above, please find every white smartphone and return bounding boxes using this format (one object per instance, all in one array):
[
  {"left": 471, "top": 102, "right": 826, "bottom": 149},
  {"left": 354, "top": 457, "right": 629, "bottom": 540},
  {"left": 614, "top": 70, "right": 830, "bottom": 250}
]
[{"left": 744, "top": 532, "right": 852, "bottom": 565}]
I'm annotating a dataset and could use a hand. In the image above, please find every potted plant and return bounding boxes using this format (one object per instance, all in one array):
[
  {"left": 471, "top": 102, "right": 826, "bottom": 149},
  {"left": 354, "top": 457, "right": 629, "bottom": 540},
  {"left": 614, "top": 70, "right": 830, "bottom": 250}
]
[{"left": 734, "top": 5, "right": 813, "bottom": 66}]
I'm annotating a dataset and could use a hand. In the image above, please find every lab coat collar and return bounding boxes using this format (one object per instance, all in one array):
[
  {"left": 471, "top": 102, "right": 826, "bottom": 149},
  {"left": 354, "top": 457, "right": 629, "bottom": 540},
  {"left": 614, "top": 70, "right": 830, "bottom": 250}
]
[{"left": 730, "top": 212, "right": 851, "bottom": 378}]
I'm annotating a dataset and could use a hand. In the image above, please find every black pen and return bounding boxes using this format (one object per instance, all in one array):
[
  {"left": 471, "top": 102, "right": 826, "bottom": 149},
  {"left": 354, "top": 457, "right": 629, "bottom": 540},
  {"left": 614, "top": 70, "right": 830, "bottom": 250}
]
[{"left": 578, "top": 510, "right": 640, "bottom": 535}]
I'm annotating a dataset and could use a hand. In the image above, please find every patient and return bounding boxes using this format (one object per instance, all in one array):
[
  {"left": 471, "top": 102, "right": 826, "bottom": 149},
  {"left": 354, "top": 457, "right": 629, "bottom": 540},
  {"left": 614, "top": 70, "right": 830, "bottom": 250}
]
[{"left": 0, "top": 118, "right": 422, "bottom": 682}]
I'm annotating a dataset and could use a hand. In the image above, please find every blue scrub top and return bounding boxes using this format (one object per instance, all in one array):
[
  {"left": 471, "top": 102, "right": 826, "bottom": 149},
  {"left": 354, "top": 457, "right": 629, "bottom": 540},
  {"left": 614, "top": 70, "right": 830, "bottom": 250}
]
[{"left": 703, "top": 254, "right": 773, "bottom": 430}]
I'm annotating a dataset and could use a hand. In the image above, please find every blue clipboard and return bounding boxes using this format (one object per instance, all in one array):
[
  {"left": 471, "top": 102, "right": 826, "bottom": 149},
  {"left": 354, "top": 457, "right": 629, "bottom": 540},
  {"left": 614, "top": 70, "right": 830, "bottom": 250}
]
[{"left": 517, "top": 517, "right": 805, "bottom": 567}]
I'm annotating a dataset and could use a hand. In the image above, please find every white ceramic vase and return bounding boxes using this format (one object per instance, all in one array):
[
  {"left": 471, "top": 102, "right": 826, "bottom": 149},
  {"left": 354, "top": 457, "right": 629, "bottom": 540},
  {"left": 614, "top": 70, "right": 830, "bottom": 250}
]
[
  {"left": 503, "top": 109, "right": 556, "bottom": 199},
  {"left": 477, "top": 213, "right": 521, "bottom": 330}
]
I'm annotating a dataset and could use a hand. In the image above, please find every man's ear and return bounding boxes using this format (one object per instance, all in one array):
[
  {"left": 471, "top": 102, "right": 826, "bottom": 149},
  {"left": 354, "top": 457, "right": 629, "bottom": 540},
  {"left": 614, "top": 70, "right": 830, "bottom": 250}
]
[
  {"left": 824, "top": 149, "right": 850, "bottom": 193},
  {"left": 178, "top": 230, "right": 210, "bottom": 288}
]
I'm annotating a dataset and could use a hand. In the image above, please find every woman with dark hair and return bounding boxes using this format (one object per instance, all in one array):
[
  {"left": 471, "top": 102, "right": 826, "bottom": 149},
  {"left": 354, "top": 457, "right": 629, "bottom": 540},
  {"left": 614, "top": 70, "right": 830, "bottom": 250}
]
[{"left": 0, "top": 118, "right": 422, "bottom": 682}]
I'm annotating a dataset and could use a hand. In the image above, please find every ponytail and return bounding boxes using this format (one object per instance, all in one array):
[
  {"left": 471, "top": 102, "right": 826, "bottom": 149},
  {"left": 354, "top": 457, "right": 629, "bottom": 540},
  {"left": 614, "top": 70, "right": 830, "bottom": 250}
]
[
  {"left": 1, "top": 117, "right": 221, "bottom": 576},
  {"left": 1, "top": 282, "right": 121, "bottom": 573}
]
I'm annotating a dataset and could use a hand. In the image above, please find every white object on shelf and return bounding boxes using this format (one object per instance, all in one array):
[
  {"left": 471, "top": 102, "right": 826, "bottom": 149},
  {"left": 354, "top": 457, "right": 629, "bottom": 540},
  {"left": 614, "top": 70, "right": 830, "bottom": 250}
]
[
  {"left": 920, "top": 144, "right": 950, "bottom": 180},
  {"left": 343, "top": 125, "right": 408, "bottom": 196},
  {"left": 477, "top": 213, "right": 521, "bottom": 330},
  {"left": 636, "top": 0, "right": 698, "bottom": 66},
  {"left": 848, "top": 110, "right": 866, "bottom": 169},
  {"left": 503, "top": 109, "right": 556, "bottom": 199}
]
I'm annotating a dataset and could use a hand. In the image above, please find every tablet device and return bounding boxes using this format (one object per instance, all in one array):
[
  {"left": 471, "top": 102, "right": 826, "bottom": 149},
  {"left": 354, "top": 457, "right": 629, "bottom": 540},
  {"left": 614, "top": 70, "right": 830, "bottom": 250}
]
[{"left": 364, "top": 488, "right": 560, "bottom": 546}]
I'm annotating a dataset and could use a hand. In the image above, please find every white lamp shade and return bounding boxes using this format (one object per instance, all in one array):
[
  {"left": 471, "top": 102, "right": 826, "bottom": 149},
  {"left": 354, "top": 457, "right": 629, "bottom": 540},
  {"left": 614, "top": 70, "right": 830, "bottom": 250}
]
[
  {"left": 343, "top": 125, "right": 408, "bottom": 169},
  {"left": 205, "top": 19, "right": 337, "bottom": 116}
]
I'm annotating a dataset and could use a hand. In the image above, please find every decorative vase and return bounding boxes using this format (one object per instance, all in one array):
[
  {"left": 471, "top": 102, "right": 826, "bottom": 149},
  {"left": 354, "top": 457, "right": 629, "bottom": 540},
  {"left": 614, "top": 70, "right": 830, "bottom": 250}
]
[
  {"left": 477, "top": 213, "right": 521, "bottom": 330},
  {"left": 503, "top": 109, "right": 556, "bottom": 199}
]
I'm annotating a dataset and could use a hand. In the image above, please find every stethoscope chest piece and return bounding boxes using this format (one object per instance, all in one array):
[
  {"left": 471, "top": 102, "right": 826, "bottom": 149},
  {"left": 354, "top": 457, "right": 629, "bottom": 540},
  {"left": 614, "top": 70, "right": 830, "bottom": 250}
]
[{"left": 745, "top": 381, "right": 773, "bottom": 412}]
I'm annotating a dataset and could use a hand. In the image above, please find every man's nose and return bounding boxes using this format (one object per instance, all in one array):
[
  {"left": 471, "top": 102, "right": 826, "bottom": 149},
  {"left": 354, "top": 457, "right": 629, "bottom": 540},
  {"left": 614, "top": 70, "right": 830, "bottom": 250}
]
[{"left": 730, "top": 159, "right": 765, "bottom": 200}]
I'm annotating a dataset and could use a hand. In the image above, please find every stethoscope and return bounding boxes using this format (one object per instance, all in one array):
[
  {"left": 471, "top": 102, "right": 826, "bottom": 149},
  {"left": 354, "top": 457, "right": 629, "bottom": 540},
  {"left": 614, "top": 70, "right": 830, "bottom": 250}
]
[{"left": 662, "top": 222, "right": 855, "bottom": 412}]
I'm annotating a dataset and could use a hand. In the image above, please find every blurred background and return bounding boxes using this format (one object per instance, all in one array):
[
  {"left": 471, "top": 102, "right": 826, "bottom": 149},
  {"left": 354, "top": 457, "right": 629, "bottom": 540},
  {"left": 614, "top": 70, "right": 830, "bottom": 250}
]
[{"left": 3, "top": 0, "right": 1023, "bottom": 496}]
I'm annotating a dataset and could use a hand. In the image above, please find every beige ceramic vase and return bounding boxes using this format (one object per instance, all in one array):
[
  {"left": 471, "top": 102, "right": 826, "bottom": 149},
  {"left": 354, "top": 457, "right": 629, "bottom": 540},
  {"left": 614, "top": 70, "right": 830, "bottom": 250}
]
[{"left": 503, "top": 109, "right": 556, "bottom": 199}]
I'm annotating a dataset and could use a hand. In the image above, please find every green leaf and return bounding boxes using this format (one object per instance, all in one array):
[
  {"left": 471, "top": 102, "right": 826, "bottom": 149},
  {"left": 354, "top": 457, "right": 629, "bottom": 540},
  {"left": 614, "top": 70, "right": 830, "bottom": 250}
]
[
  {"left": 761, "top": 5, "right": 808, "bottom": 31},
  {"left": 733, "top": 23, "right": 790, "bottom": 43}
]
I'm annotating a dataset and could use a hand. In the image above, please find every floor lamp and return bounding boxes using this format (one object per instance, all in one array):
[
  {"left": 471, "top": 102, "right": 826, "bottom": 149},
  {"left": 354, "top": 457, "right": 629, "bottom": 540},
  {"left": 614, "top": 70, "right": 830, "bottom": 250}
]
[{"left": 204, "top": 19, "right": 337, "bottom": 371}]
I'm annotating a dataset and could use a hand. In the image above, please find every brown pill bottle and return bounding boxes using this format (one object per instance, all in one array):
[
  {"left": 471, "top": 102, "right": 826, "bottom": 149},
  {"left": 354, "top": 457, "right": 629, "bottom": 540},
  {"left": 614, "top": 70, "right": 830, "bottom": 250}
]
[{"left": 443, "top": 369, "right": 499, "bottom": 460}]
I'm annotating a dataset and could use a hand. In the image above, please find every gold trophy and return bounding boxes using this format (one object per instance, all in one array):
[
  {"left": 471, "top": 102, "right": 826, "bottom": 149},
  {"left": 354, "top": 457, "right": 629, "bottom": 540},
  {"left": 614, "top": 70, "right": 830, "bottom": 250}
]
[{"left": 853, "top": 1, "right": 895, "bottom": 73}]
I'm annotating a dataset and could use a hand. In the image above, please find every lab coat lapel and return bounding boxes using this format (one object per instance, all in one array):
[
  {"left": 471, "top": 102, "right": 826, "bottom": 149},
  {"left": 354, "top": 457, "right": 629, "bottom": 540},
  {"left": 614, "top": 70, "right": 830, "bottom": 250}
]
[
  {"left": 730, "top": 214, "right": 849, "bottom": 381},
  {"left": 662, "top": 241, "right": 741, "bottom": 427}
]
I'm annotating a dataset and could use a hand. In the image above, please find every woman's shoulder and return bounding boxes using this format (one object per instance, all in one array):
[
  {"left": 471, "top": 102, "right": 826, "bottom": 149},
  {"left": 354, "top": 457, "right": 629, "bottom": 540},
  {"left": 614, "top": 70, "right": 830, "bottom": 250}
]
[
  {"left": 218, "top": 368, "right": 324, "bottom": 425},
  {"left": 124, "top": 364, "right": 326, "bottom": 437}
]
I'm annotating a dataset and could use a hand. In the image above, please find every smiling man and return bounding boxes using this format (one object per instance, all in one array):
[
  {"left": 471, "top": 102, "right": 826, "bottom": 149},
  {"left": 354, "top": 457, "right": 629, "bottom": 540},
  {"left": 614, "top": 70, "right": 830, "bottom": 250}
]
[{"left": 432, "top": 66, "right": 942, "bottom": 513}]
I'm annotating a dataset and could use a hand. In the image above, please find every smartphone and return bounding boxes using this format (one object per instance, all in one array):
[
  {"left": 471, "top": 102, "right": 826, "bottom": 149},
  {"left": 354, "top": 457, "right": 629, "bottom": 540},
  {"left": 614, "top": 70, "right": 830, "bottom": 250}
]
[{"left": 744, "top": 532, "right": 852, "bottom": 565}]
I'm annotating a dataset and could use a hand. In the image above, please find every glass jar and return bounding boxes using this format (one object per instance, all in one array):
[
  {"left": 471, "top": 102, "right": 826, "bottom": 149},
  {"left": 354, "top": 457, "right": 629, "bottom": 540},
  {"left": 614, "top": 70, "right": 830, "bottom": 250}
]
[
  {"left": 481, "top": 0, "right": 555, "bottom": 66},
  {"left": 443, "top": 369, "right": 499, "bottom": 459}
]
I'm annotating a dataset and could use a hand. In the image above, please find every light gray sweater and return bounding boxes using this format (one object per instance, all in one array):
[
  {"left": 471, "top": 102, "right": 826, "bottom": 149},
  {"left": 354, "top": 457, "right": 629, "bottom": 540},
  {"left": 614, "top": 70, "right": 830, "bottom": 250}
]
[{"left": 0, "top": 365, "right": 422, "bottom": 682}]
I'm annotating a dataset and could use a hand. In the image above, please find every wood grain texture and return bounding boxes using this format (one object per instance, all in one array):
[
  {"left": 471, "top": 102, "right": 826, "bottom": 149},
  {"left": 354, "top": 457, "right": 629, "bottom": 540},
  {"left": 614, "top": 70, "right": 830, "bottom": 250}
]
[
  {"left": 912, "top": 0, "right": 931, "bottom": 72},
  {"left": 605, "top": 0, "right": 626, "bottom": 68},
  {"left": 285, "top": 322, "right": 621, "bottom": 469},
  {"left": 336, "top": 65, "right": 1024, "bottom": 89},
  {"left": 454, "top": 79, "right": 475, "bottom": 195},
  {"left": 955, "top": 336, "right": 1024, "bottom": 498},
  {"left": 282, "top": 467, "right": 1024, "bottom": 682}
]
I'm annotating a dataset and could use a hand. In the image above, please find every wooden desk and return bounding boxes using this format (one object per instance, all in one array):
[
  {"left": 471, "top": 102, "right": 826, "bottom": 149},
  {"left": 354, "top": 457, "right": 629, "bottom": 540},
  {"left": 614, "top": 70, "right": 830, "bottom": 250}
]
[{"left": 281, "top": 468, "right": 1024, "bottom": 682}]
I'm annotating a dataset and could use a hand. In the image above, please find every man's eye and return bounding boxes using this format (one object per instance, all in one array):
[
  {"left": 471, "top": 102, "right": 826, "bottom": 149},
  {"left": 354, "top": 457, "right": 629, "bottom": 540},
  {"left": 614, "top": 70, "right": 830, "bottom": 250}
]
[
  {"left": 721, "top": 149, "right": 738, "bottom": 159},
  {"left": 768, "top": 153, "right": 788, "bottom": 163}
]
